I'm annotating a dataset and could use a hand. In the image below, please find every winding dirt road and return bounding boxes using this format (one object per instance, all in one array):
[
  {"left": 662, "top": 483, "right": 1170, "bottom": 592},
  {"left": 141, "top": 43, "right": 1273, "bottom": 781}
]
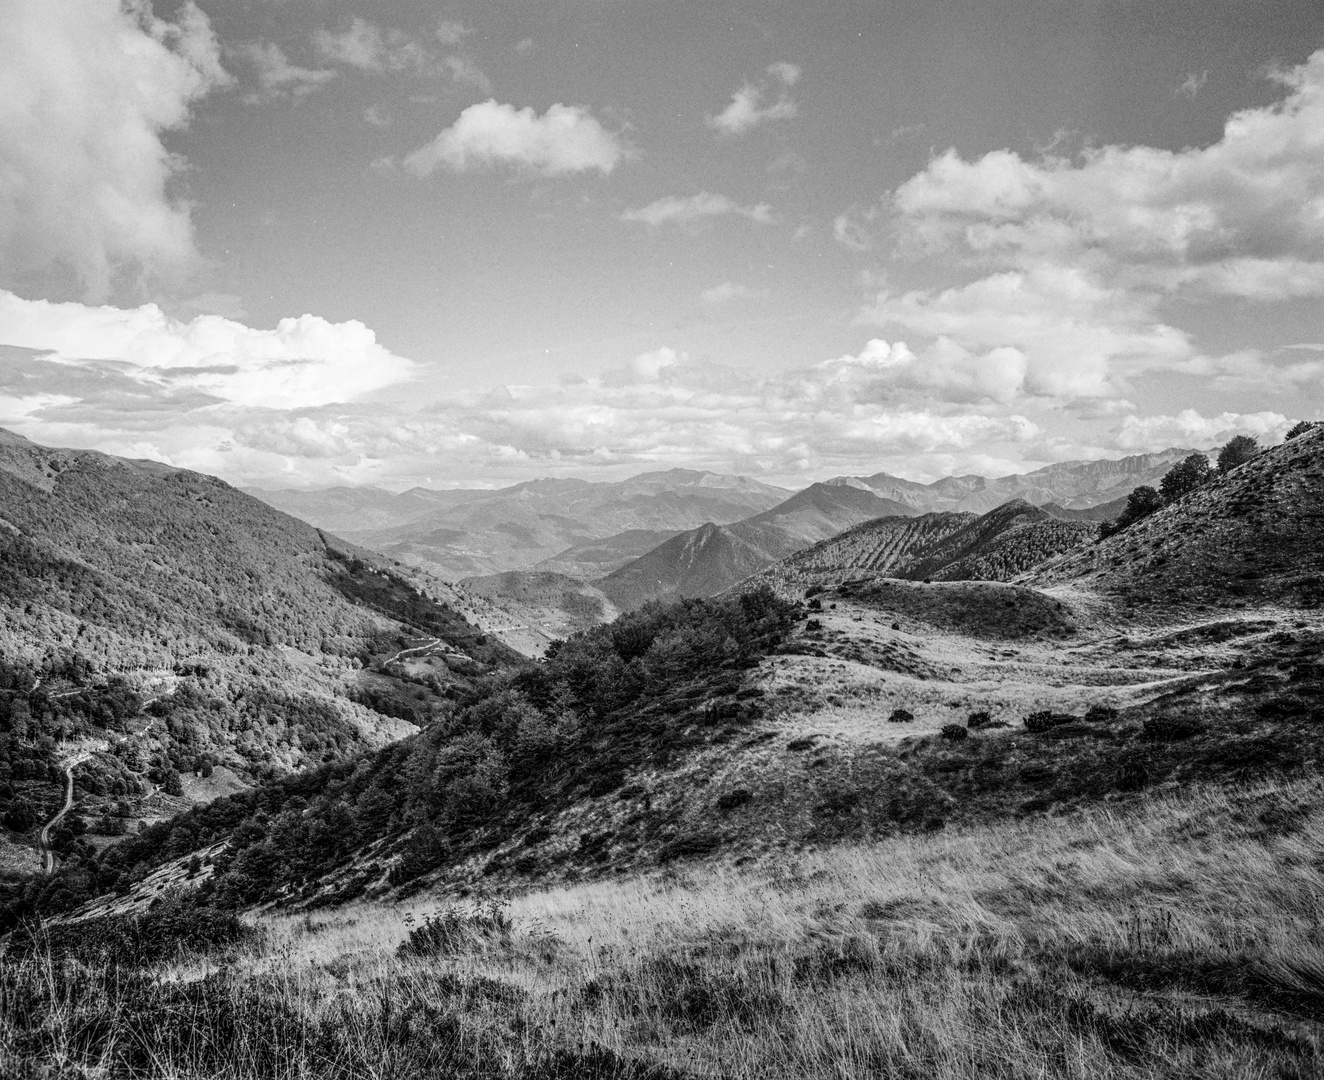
[{"left": 37, "top": 764, "right": 74, "bottom": 875}]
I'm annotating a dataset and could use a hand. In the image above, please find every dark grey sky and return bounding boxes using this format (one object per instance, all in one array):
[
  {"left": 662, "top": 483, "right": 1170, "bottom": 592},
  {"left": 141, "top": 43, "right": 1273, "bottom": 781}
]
[{"left": 1, "top": 1, "right": 1323, "bottom": 488}]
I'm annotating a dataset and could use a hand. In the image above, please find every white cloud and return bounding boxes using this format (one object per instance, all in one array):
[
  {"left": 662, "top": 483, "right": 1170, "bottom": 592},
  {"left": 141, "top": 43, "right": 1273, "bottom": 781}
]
[
  {"left": 866, "top": 267, "right": 1194, "bottom": 400},
  {"left": 363, "top": 104, "right": 392, "bottom": 128},
  {"left": 849, "top": 49, "right": 1324, "bottom": 412},
  {"left": 236, "top": 42, "right": 335, "bottom": 99},
  {"left": 0, "top": 290, "right": 413, "bottom": 410},
  {"left": 1108, "top": 409, "right": 1290, "bottom": 451},
  {"left": 701, "top": 282, "right": 763, "bottom": 303},
  {"left": 622, "top": 193, "right": 773, "bottom": 228},
  {"left": 400, "top": 100, "right": 630, "bottom": 177},
  {"left": 892, "top": 50, "right": 1324, "bottom": 301},
  {"left": 0, "top": 0, "right": 231, "bottom": 299},
  {"left": 708, "top": 63, "right": 800, "bottom": 135}
]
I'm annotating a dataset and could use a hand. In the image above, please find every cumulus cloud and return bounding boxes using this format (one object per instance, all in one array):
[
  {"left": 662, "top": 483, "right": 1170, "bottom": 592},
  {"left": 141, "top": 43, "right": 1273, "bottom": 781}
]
[
  {"left": 0, "top": 0, "right": 231, "bottom": 299},
  {"left": 708, "top": 62, "right": 800, "bottom": 135},
  {"left": 866, "top": 267, "right": 1194, "bottom": 401},
  {"left": 399, "top": 100, "right": 630, "bottom": 177},
  {"left": 622, "top": 193, "right": 773, "bottom": 228},
  {"left": 0, "top": 290, "right": 413, "bottom": 410},
  {"left": 850, "top": 50, "right": 1324, "bottom": 413},
  {"left": 892, "top": 51, "right": 1324, "bottom": 300}
]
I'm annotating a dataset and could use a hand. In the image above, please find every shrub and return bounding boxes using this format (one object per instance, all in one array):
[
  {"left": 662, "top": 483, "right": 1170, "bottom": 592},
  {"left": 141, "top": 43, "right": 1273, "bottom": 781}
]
[
  {"left": 398, "top": 901, "right": 511, "bottom": 958},
  {"left": 716, "top": 788, "right": 752, "bottom": 811},
  {"left": 888, "top": 708, "right": 914, "bottom": 724},
  {"left": 966, "top": 710, "right": 992, "bottom": 729},
  {"left": 1286, "top": 420, "right": 1318, "bottom": 440},
  {"left": 1083, "top": 704, "right": 1120, "bottom": 724},
  {"left": 805, "top": 619, "right": 822, "bottom": 631},
  {"left": 1142, "top": 714, "right": 1204, "bottom": 741},
  {"left": 1024, "top": 710, "right": 1075, "bottom": 733},
  {"left": 1217, "top": 434, "right": 1260, "bottom": 474},
  {"left": 940, "top": 724, "right": 968, "bottom": 741}
]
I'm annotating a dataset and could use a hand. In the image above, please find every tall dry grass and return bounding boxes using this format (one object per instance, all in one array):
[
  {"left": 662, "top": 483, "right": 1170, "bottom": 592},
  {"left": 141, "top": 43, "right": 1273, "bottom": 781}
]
[{"left": 5, "top": 777, "right": 1324, "bottom": 1077}]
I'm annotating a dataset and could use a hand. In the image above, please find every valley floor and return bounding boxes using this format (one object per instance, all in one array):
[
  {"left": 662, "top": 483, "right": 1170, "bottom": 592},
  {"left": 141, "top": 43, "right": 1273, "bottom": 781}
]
[{"left": 6, "top": 775, "right": 1323, "bottom": 1078}]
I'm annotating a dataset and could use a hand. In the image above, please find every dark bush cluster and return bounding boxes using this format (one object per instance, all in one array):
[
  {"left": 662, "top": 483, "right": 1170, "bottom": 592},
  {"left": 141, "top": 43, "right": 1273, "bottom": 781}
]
[
  {"left": 888, "top": 708, "right": 914, "bottom": 724},
  {"left": 1024, "top": 710, "right": 1077, "bottom": 733}
]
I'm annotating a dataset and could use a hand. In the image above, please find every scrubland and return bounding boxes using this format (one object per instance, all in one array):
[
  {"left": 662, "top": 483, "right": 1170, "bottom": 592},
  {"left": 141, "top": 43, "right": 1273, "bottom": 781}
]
[{"left": 6, "top": 775, "right": 1323, "bottom": 1078}]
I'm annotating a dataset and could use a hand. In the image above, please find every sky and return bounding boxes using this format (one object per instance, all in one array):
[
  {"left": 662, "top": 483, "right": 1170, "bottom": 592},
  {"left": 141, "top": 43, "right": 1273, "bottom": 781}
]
[{"left": 1, "top": 0, "right": 1323, "bottom": 491}]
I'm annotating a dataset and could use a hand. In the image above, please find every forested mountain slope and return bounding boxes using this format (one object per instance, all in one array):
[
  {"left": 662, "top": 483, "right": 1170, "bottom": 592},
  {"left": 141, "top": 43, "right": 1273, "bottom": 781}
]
[{"left": 0, "top": 429, "right": 522, "bottom": 895}]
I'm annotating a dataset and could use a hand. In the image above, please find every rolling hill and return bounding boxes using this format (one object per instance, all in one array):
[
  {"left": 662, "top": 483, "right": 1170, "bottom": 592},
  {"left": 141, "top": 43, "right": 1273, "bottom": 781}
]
[
  {"left": 598, "top": 482, "right": 917, "bottom": 609},
  {"left": 749, "top": 499, "right": 1094, "bottom": 596}
]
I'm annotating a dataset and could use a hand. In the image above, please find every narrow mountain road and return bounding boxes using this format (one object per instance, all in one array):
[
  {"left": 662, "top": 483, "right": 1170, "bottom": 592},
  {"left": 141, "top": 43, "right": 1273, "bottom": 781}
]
[{"left": 38, "top": 764, "right": 75, "bottom": 875}]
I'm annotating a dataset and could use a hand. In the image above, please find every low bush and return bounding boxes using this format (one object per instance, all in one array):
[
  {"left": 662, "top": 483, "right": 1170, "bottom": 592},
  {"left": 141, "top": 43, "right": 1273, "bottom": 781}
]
[
  {"left": 966, "top": 710, "right": 992, "bottom": 729},
  {"left": 1083, "top": 704, "right": 1119, "bottom": 724},
  {"left": 940, "top": 724, "right": 968, "bottom": 741},
  {"left": 716, "top": 788, "right": 751, "bottom": 811},
  {"left": 1142, "top": 715, "right": 1205, "bottom": 742},
  {"left": 888, "top": 708, "right": 914, "bottom": 724},
  {"left": 1024, "top": 710, "right": 1076, "bottom": 733},
  {"left": 397, "top": 901, "right": 512, "bottom": 958}
]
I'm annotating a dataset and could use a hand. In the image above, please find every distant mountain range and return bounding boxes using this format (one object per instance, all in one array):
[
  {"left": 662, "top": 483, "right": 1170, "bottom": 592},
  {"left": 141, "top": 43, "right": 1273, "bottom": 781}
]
[
  {"left": 824, "top": 448, "right": 1194, "bottom": 514},
  {"left": 247, "top": 469, "right": 790, "bottom": 579},
  {"left": 246, "top": 449, "right": 1197, "bottom": 623}
]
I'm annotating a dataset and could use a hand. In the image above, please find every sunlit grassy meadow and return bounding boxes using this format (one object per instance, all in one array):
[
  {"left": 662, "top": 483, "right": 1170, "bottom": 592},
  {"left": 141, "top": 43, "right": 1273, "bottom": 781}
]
[{"left": 5, "top": 775, "right": 1323, "bottom": 1078}]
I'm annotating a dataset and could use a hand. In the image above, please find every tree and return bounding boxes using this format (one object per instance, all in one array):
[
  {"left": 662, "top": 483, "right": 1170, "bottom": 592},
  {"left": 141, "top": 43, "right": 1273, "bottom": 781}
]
[
  {"left": 1286, "top": 420, "right": 1318, "bottom": 440},
  {"left": 1099, "top": 485, "right": 1164, "bottom": 539},
  {"left": 1217, "top": 434, "right": 1259, "bottom": 474},
  {"left": 1159, "top": 453, "right": 1212, "bottom": 504}
]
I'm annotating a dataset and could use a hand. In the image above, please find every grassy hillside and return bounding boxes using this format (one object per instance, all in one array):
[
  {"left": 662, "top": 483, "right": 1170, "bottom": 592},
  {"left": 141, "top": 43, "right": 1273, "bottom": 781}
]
[
  {"left": 8, "top": 774, "right": 1324, "bottom": 1079},
  {"left": 1034, "top": 425, "right": 1324, "bottom": 610}
]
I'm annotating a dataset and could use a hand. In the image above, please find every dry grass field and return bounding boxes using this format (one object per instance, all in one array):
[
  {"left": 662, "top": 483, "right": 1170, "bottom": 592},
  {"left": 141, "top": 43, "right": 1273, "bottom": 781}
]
[{"left": 6, "top": 775, "right": 1324, "bottom": 1078}]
